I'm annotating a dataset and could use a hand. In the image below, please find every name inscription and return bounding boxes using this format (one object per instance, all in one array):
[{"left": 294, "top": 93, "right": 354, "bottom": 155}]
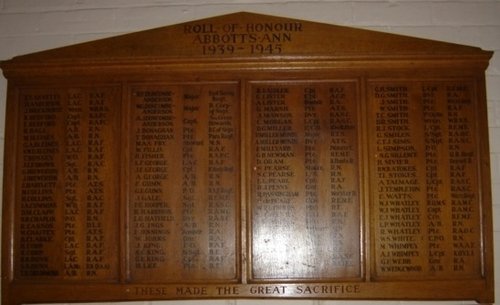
[
  {"left": 250, "top": 81, "right": 361, "bottom": 280},
  {"left": 16, "top": 87, "right": 120, "bottom": 281},
  {"left": 369, "top": 80, "right": 482, "bottom": 279},
  {"left": 128, "top": 82, "right": 239, "bottom": 282}
]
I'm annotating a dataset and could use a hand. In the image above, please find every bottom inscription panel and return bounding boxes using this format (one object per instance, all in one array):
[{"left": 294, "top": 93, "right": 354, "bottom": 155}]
[{"left": 9, "top": 281, "right": 492, "bottom": 304}]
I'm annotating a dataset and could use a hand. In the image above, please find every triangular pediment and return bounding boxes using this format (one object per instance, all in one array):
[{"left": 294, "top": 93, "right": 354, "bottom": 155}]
[{"left": 2, "top": 12, "right": 492, "bottom": 65}]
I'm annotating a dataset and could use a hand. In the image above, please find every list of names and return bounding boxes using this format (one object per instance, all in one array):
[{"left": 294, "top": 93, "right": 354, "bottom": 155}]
[
  {"left": 17, "top": 87, "right": 120, "bottom": 280},
  {"left": 251, "top": 81, "right": 361, "bottom": 280},
  {"left": 129, "top": 83, "right": 239, "bottom": 282},
  {"left": 370, "top": 81, "right": 482, "bottom": 279}
]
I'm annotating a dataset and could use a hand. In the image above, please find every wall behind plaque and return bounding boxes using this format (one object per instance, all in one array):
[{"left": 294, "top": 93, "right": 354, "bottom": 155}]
[{"left": 0, "top": 0, "right": 499, "bottom": 304}]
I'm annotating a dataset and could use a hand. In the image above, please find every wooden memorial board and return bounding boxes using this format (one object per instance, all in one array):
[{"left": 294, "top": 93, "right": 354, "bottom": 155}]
[{"left": 0, "top": 12, "right": 495, "bottom": 304}]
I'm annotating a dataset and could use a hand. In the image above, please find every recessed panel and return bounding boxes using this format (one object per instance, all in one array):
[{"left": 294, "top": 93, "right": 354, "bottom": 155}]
[
  {"left": 128, "top": 83, "right": 240, "bottom": 283},
  {"left": 14, "top": 87, "right": 121, "bottom": 281},
  {"left": 249, "top": 81, "right": 361, "bottom": 281},
  {"left": 368, "top": 80, "right": 483, "bottom": 280}
]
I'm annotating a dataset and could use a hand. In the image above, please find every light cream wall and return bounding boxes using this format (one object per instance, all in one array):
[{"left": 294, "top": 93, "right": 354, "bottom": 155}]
[{"left": 0, "top": 1, "right": 499, "bottom": 305}]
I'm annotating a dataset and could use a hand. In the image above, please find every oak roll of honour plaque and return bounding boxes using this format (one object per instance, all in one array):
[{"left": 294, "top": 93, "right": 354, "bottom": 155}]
[{"left": 0, "top": 12, "right": 494, "bottom": 305}]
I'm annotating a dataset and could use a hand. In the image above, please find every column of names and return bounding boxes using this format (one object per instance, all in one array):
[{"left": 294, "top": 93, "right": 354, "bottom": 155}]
[
  {"left": 129, "top": 84, "right": 238, "bottom": 282},
  {"left": 131, "top": 90, "right": 175, "bottom": 272},
  {"left": 371, "top": 80, "right": 483, "bottom": 280},
  {"left": 252, "top": 86, "right": 298, "bottom": 278},
  {"left": 372, "top": 84, "right": 425, "bottom": 277},
  {"left": 17, "top": 87, "right": 120, "bottom": 281},
  {"left": 251, "top": 81, "right": 361, "bottom": 280},
  {"left": 18, "top": 92, "right": 61, "bottom": 278}
]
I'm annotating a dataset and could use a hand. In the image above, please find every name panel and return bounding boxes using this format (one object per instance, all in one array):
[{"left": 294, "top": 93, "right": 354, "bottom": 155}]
[
  {"left": 249, "top": 81, "right": 361, "bottom": 281},
  {"left": 14, "top": 86, "right": 121, "bottom": 281},
  {"left": 368, "top": 80, "right": 482, "bottom": 280},
  {"left": 128, "top": 82, "right": 240, "bottom": 282}
]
